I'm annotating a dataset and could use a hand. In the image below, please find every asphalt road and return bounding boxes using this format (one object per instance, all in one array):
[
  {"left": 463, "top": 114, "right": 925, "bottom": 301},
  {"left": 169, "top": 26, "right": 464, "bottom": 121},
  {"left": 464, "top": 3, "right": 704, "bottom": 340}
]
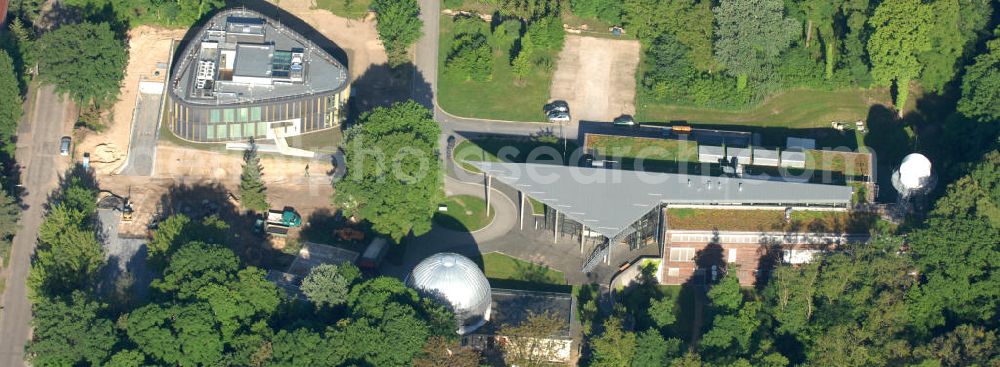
[
  {"left": 0, "top": 84, "right": 74, "bottom": 366},
  {"left": 118, "top": 93, "right": 163, "bottom": 176}
]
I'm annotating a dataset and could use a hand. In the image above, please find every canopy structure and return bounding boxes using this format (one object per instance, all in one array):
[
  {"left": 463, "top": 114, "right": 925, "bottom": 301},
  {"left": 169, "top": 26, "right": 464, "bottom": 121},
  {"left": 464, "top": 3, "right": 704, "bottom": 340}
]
[{"left": 471, "top": 162, "right": 854, "bottom": 240}]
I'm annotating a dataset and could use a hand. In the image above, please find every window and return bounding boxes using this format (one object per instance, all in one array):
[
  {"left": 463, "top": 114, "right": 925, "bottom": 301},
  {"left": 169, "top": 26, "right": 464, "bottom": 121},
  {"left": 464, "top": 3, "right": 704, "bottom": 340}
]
[
  {"left": 210, "top": 109, "right": 221, "bottom": 123},
  {"left": 224, "top": 109, "right": 235, "bottom": 122},
  {"left": 206, "top": 125, "right": 215, "bottom": 139},
  {"left": 216, "top": 124, "right": 227, "bottom": 140},
  {"left": 238, "top": 108, "right": 249, "bottom": 122},
  {"left": 257, "top": 122, "right": 267, "bottom": 136},
  {"left": 229, "top": 123, "right": 242, "bottom": 139},
  {"left": 728, "top": 248, "right": 738, "bottom": 263},
  {"left": 669, "top": 248, "right": 696, "bottom": 262},
  {"left": 251, "top": 106, "right": 262, "bottom": 121},
  {"left": 667, "top": 267, "right": 680, "bottom": 277},
  {"left": 244, "top": 122, "right": 256, "bottom": 137}
]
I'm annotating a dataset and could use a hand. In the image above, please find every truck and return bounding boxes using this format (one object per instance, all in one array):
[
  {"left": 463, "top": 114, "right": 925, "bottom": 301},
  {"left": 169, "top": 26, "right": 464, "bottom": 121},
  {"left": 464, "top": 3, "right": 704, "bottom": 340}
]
[
  {"left": 267, "top": 209, "right": 302, "bottom": 227},
  {"left": 358, "top": 237, "right": 390, "bottom": 271}
]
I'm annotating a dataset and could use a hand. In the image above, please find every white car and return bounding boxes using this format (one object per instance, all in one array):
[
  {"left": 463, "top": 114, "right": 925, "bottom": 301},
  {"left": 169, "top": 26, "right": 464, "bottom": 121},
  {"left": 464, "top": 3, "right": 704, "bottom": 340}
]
[
  {"left": 59, "top": 136, "right": 71, "bottom": 156},
  {"left": 547, "top": 111, "right": 571, "bottom": 123}
]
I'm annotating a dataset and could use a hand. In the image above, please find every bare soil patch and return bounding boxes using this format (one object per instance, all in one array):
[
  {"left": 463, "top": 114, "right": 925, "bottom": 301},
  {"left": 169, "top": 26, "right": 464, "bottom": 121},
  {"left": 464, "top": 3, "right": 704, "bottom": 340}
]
[
  {"left": 76, "top": 26, "right": 185, "bottom": 175},
  {"left": 550, "top": 35, "right": 641, "bottom": 122}
]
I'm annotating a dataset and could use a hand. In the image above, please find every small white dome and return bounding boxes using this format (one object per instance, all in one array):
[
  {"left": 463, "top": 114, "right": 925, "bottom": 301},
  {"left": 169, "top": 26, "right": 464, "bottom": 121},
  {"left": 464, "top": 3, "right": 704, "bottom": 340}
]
[
  {"left": 899, "top": 153, "right": 932, "bottom": 189},
  {"left": 406, "top": 253, "right": 491, "bottom": 334}
]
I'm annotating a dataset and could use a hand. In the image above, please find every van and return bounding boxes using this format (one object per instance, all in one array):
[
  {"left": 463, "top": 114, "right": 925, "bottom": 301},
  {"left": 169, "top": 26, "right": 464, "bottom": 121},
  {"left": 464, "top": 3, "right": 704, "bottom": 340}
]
[{"left": 358, "top": 237, "right": 390, "bottom": 270}]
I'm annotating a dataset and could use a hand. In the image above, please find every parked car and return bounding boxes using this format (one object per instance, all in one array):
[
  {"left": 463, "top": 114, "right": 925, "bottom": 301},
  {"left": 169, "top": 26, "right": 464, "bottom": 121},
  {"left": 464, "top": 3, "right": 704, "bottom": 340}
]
[
  {"left": 547, "top": 111, "right": 571, "bottom": 123},
  {"left": 59, "top": 136, "right": 71, "bottom": 156},
  {"left": 548, "top": 100, "right": 569, "bottom": 113},
  {"left": 613, "top": 115, "right": 639, "bottom": 128}
]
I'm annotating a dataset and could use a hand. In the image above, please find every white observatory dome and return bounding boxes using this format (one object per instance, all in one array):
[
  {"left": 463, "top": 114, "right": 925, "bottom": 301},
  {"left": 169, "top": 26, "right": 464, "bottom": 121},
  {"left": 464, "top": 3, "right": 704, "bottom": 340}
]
[
  {"left": 898, "top": 153, "right": 932, "bottom": 189},
  {"left": 406, "top": 253, "right": 492, "bottom": 334}
]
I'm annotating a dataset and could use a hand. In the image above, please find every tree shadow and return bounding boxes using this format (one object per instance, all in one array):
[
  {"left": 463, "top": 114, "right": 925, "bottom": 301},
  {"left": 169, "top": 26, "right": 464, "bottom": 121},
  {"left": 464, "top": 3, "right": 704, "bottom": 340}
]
[{"left": 153, "top": 181, "right": 292, "bottom": 269}]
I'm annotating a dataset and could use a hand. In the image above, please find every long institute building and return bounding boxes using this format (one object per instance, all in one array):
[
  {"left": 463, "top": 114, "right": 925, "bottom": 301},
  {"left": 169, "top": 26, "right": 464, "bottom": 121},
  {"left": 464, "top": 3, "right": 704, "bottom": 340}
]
[{"left": 166, "top": 9, "right": 349, "bottom": 142}]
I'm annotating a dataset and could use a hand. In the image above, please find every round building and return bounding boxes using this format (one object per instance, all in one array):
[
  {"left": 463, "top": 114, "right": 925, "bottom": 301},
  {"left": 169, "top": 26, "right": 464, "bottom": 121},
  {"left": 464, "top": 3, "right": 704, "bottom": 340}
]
[{"left": 406, "top": 253, "right": 492, "bottom": 335}]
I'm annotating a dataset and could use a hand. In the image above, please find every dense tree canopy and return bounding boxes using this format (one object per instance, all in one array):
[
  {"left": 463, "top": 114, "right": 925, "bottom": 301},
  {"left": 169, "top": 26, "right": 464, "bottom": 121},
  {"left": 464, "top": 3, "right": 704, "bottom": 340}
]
[
  {"left": 300, "top": 263, "right": 361, "bottom": 308},
  {"left": 35, "top": 22, "right": 127, "bottom": 107},
  {"left": 336, "top": 101, "right": 443, "bottom": 242},
  {"left": 958, "top": 28, "right": 1000, "bottom": 123},
  {"left": 372, "top": 0, "right": 424, "bottom": 66},
  {"left": 713, "top": 0, "right": 800, "bottom": 89},
  {"left": 0, "top": 51, "right": 22, "bottom": 157},
  {"left": 867, "top": 0, "right": 933, "bottom": 113}
]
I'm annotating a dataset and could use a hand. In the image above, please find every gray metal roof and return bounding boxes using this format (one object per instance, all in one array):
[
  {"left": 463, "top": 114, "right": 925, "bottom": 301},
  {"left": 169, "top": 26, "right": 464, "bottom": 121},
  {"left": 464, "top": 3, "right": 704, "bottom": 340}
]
[
  {"left": 475, "top": 289, "right": 573, "bottom": 339},
  {"left": 472, "top": 162, "right": 853, "bottom": 239},
  {"left": 407, "top": 253, "right": 492, "bottom": 334},
  {"left": 699, "top": 145, "right": 724, "bottom": 156},
  {"left": 729, "top": 147, "right": 752, "bottom": 158},
  {"left": 781, "top": 150, "right": 807, "bottom": 163},
  {"left": 754, "top": 148, "right": 779, "bottom": 160}
]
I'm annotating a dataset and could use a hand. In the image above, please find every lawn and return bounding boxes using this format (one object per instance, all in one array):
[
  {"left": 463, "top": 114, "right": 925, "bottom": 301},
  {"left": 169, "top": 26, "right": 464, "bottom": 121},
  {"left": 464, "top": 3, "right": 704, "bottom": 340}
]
[
  {"left": 480, "top": 252, "right": 566, "bottom": 284},
  {"left": 585, "top": 134, "right": 710, "bottom": 174},
  {"left": 667, "top": 208, "right": 874, "bottom": 234},
  {"left": 529, "top": 197, "right": 545, "bottom": 215},
  {"left": 586, "top": 134, "right": 699, "bottom": 162},
  {"left": 314, "top": 0, "right": 372, "bottom": 19},
  {"left": 437, "top": 16, "right": 555, "bottom": 122},
  {"left": 636, "top": 88, "right": 892, "bottom": 129},
  {"left": 433, "top": 195, "right": 495, "bottom": 232},
  {"left": 805, "top": 149, "right": 871, "bottom": 178},
  {"left": 453, "top": 137, "right": 580, "bottom": 172}
]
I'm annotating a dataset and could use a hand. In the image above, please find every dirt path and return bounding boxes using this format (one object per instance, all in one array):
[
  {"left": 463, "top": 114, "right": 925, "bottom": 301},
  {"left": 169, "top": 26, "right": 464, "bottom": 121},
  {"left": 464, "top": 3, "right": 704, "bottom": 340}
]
[
  {"left": 76, "top": 26, "right": 185, "bottom": 175},
  {"left": 550, "top": 35, "right": 641, "bottom": 122}
]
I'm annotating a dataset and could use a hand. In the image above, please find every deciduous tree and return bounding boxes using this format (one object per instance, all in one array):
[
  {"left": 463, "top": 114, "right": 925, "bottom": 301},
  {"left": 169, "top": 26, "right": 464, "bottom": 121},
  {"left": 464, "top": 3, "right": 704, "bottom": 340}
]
[
  {"left": 867, "top": 0, "right": 933, "bottom": 114},
  {"left": 498, "top": 311, "right": 567, "bottom": 367},
  {"left": 372, "top": 0, "right": 423, "bottom": 67},
  {"left": 589, "top": 316, "right": 636, "bottom": 367},
  {"left": 35, "top": 22, "right": 127, "bottom": 107},
  {"left": 27, "top": 292, "right": 116, "bottom": 366},
  {"left": 958, "top": 29, "right": 1000, "bottom": 122},
  {"left": 413, "top": 336, "right": 482, "bottom": 367},
  {"left": 713, "top": 0, "right": 800, "bottom": 89},
  {"left": 300, "top": 263, "right": 361, "bottom": 308},
  {"left": 335, "top": 101, "right": 443, "bottom": 242}
]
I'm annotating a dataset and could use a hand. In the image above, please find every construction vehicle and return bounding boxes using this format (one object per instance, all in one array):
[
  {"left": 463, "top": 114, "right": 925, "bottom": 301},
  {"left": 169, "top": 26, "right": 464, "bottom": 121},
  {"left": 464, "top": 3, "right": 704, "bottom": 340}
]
[
  {"left": 267, "top": 208, "right": 302, "bottom": 227},
  {"left": 262, "top": 208, "right": 302, "bottom": 238}
]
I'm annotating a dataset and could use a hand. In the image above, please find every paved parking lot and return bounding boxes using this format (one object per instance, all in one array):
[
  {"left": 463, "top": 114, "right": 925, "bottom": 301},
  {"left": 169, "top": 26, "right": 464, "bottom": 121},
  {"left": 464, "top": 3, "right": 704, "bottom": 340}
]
[{"left": 550, "top": 36, "right": 641, "bottom": 122}]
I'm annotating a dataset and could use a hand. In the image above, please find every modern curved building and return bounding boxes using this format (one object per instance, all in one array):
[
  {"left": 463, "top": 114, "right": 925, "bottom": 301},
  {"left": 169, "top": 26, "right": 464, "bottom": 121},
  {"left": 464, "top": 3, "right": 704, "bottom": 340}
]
[
  {"left": 406, "top": 253, "right": 492, "bottom": 334},
  {"left": 165, "top": 9, "right": 349, "bottom": 142}
]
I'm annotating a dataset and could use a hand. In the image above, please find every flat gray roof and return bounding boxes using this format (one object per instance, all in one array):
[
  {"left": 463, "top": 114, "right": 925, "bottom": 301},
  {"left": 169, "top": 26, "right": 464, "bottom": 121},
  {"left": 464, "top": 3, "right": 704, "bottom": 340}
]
[
  {"left": 781, "top": 150, "right": 807, "bottom": 163},
  {"left": 729, "top": 147, "right": 751, "bottom": 158},
  {"left": 171, "top": 9, "right": 348, "bottom": 106},
  {"left": 233, "top": 44, "right": 273, "bottom": 78},
  {"left": 754, "top": 148, "right": 779, "bottom": 160},
  {"left": 472, "top": 162, "right": 853, "bottom": 239},
  {"left": 699, "top": 145, "right": 724, "bottom": 156}
]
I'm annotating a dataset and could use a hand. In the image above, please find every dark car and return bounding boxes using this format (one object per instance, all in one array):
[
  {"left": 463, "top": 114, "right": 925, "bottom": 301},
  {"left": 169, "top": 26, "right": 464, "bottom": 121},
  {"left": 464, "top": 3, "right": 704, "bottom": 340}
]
[
  {"left": 547, "top": 111, "right": 571, "bottom": 123},
  {"left": 549, "top": 100, "right": 569, "bottom": 113},
  {"left": 613, "top": 115, "right": 638, "bottom": 128}
]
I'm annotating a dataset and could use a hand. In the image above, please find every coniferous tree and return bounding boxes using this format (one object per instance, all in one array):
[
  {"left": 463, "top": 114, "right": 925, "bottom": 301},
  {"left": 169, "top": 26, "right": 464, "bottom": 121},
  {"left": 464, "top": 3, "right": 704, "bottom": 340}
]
[{"left": 239, "top": 138, "right": 268, "bottom": 213}]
